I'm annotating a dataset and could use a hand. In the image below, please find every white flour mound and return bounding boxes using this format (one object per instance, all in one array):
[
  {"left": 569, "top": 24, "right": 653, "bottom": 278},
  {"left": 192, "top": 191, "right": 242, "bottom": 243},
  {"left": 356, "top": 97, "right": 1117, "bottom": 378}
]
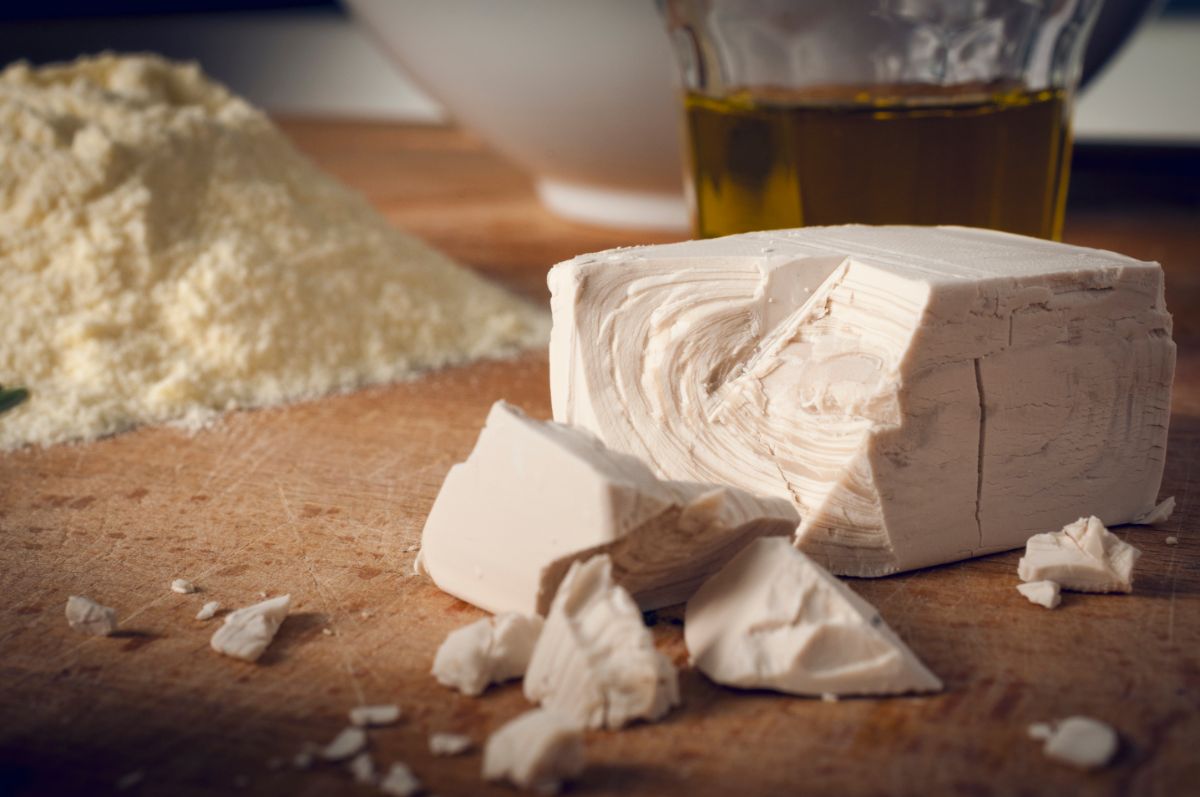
[{"left": 0, "top": 54, "right": 549, "bottom": 450}]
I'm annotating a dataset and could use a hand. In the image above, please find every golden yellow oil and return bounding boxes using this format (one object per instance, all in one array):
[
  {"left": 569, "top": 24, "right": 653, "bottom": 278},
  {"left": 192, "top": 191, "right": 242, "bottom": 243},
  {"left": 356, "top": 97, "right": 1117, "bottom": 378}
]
[{"left": 684, "top": 88, "right": 1072, "bottom": 240}]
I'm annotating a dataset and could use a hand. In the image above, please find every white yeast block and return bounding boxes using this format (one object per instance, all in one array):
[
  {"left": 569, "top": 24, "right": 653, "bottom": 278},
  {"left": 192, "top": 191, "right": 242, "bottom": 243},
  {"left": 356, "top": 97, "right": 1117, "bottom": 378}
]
[
  {"left": 549, "top": 226, "right": 1174, "bottom": 576},
  {"left": 1016, "top": 580, "right": 1061, "bottom": 609},
  {"left": 65, "top": 595, "right": 118, "bottom": 636},
  {"left": 524, "top": 555, "right": 679, "bottom": 729},
  {"left": 432, "top": 613, "right": 543, "bottom": 696},
  {"left": 420, "top": 401, "right": 797, "bottom": 614},
  {"left": 210, "top": 594, "right": 290, "bottom": 662},
  {"left": 482, "top": 709, "right": 585, "bottom": 794},
  {"left": 1018, "top": 517, "right": 1140, "bottom": 593},
  {"left": 685, "top": 538, "right": 942, "bottom": 696}
]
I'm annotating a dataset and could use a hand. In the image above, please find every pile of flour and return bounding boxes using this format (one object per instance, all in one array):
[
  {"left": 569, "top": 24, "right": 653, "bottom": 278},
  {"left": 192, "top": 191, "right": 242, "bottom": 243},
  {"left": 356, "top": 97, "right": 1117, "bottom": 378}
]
[{"left": 0, "top": 54, "right": 548, "bottom": 449}]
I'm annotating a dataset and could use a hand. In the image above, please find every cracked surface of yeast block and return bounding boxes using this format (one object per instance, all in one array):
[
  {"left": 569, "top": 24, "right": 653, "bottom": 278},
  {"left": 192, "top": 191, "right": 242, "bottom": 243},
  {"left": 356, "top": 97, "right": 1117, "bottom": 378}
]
[
  {"left": 420, "top": 401, "right": 797, "bottom": 614},
  {"left": 524, "top": 555, "right": 679, "bottom": 729},
  {"left": 685, "top": 538, "right": 941, "bottom": 696},
  {"left": 432, "top": 613, "right": 543, "bottom": 696},
  {"left": 1018, "top": 516, "right": 1140, "bottom": 593},
  {"left": 549, "top": 226, "right": 1174, "bottom": 576}
]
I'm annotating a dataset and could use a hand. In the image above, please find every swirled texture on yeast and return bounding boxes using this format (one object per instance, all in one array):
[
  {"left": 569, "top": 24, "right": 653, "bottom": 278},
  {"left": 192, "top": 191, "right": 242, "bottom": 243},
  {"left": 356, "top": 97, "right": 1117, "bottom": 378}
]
[{"left": 549, "top": 226, "right": 1174, "bottom": 576}]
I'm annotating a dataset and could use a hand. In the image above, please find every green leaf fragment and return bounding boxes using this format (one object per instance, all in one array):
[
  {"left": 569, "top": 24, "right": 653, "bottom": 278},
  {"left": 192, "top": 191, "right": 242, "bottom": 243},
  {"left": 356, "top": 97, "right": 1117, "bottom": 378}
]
[{"left": 0, "top": 386, "right": 30, "bottom": 415}]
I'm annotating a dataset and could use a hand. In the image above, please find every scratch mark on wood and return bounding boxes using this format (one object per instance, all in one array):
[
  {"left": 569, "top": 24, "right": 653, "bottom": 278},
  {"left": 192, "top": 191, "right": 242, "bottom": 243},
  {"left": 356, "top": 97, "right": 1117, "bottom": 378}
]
[{"left": 276, "top": 481, "right": 371, "bottom": 704}]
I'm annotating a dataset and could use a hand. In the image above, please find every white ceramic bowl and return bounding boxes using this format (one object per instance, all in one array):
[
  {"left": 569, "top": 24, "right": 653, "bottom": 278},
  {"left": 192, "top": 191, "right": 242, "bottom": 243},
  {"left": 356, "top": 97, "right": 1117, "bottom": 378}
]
[{"left": 345, "top": 0, "right": 688, "bottom": 231}]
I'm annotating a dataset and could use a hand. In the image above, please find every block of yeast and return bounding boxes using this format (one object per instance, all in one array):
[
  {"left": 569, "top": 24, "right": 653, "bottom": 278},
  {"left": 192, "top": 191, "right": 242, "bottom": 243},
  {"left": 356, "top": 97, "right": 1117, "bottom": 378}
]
[{"left": 549, "top": 226, "right": 1175, "bottom": 576}]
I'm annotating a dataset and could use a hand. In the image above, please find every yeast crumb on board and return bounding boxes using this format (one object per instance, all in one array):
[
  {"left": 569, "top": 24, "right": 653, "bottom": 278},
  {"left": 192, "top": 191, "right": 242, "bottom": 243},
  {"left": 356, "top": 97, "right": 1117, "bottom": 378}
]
[
  {"left": 292, "top": 745, "right": 318, "bottom": 771},
  {"left": 1132, "top": 496, "right": 1176, "bottom": 525},
  {"left": 347, "top": 752, "right": 376, "bottom": 786},
  {"left": 210, "top": 595, "right": 290, "bottom": 662},
  {"left": 429, "top": 732, "right": 473, "bottom": 757},
  {"left": 65, "top": 595, "right": 118, "bottom": 636},
  {"left": 0, "top": 54, "right": 548, "bottom": 451},
  {"left": 482, "top": 709, "right": 585, "bottom": 794},
  {"left": 1030, "top": 717, "right": 1120, "bottom": 769},
  {"left": 432, "top": 613, "right": 543, "bottom": 696},
  {"left": 348, "top": 704, "right": 401, "bottom": 728},
  {"left": 1018, "top": 517, "right": 1141, "bottom": 594},
  {"left": 379, "top": 762, "right": 422, "bottom": 797},
  {"left": 195, "top": 601, "right": 221, "bottom": 621},
  {"left": 170, "top": 578, "right": 196, "bottom": 594},
  {"left": 1016, "top": 580, "right": 1062, "bottom": 609},
  {"left": 321, "top": 727, "right": 368, "bottom": 763}
]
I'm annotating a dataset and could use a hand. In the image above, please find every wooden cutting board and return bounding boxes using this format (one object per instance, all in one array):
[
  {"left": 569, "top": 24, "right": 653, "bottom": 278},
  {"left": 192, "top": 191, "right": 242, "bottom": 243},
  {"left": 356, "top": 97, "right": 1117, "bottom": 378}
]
[{"left": 1, "top": 121, "right": 1196, "bottom": 797}]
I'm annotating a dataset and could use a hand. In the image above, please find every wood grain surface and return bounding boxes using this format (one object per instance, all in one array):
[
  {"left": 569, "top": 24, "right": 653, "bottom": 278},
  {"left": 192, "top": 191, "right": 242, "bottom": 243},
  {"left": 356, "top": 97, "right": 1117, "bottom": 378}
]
[{"left": 1, "top": 121, "right": 1197, "bottom": 797}]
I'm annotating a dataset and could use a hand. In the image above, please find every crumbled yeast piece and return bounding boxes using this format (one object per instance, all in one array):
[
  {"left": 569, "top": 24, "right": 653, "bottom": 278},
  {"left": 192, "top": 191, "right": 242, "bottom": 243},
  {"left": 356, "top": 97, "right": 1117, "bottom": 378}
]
[
  {"left": 210, "top": 594, "right": 290, "bottom": 662},
  {"left": 1033, "top": 717, "right": 1119, "bottom": 769},
  {"left": 482, "top": 709, "right": 584, "bottom": 794},
  {"left": 378, "top": 762, "right": 422, "bottom": 797},
  {"left": 432, "top": 612, "right": 544, "bottom": 696},
  {"left": 1018, "top": 517, "right": 1140, "bottom": 593},
  {"left": 1166, "top": 536, "right": 1179, "bottom": 546},
  {"left": 321, "top": 727, "right": 368, "bottom": 762},
  {"left": 685, "top": 538, "right": 942, "bottom": 696},
  {"left": 347, "top": 752, "right": 376, "bottom": 785},
  {"left": 170, "top": 578, "right": 196, "bottom": 594},
  {"left": 1016, "top": 580, "right": 1061, "bottom": 609},
  {"left": 429, "top": 732, "right": 473, "bottom": 757},
  {"left": 292, "top": 745, "right": 317, "bottom": 770},
  {"left": 196, "top": 601, "right": 221, "bottom": 621},
  {"left": 65, "top": 595, "right": 118, "bottom": 636},
  {"left": 349, "top": 704, "right": 401, "bottom": 727},
  {"left": 549, "top": 226, "right": 1174, "bottom": 577},
  {"left": 420, "top": 401, "right": 798, "bottom": 615},
  {"left": 524, "top": 555, "right": 679, "bottom": 729},
  {"left": 1027, "top": 722, "right": 1053, "bottom": 741},
  {"left": 1132, "top": 496, "right": 1175, "bottom": 525}
]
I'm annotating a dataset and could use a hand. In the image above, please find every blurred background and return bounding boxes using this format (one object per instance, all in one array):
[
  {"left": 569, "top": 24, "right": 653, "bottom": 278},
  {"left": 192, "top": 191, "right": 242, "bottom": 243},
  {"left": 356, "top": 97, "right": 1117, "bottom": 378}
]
[
  {"left": 2, "top": 0, "right": 1197, "bottom": 224},
  {"left": 1, "top": 0, "right": 1197, "bottom": 141}
]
